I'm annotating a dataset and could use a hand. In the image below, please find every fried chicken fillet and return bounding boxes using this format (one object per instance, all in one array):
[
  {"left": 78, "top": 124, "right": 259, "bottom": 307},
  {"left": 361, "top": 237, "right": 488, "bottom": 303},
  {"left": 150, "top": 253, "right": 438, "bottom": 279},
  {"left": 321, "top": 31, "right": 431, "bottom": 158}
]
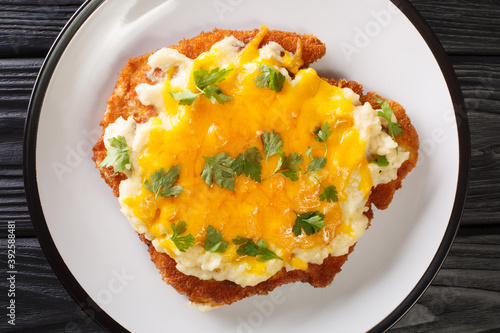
[{"left": 92, "top": 28, "right": 419, "bottom": 308}]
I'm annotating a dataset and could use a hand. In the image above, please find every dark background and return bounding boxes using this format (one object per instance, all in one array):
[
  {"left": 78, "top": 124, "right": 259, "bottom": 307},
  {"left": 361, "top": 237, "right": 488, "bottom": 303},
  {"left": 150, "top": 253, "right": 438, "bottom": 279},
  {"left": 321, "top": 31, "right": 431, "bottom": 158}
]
[{"left": 1, "top": 0, "right": 499, "bottom": 332}]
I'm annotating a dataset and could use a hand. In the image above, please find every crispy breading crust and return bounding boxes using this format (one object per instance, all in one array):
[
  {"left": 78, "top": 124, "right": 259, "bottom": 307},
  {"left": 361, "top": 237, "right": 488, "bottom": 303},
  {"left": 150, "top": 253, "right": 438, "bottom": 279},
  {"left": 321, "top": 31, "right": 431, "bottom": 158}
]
[
  {"left": 140, "top": 233, "right": 354, "bottom": 307},
  {"left": 92, "top": 29, "right": 419, "bottom": 308}
]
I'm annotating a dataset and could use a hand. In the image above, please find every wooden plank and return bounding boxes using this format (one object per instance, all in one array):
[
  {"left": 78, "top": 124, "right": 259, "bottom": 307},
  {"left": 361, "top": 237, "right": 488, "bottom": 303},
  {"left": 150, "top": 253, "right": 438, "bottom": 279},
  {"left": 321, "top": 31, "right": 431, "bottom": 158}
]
[
  {"left": 392, "top": 286, "right": 500, "bottom": 332},
  {"left": 1, "top": 228, "right": 498, "bottom": 332},
  {"left": 0, "top": 1, "right": 85, "bottom": 58},
  {"left": 451, "top": 56, "right": 500, "bottom": 115},
  {"left": 392, "top": 226, "right": 500, "bottom": 332},
  {"left": 0, "top": 166, "right": 30, "bottom": 236},
  {"left": 408, "top": 0, "right": 500, "bottom": 55},
  {"left": 0, "top": 237, "right": 104, "bottom": 332},
  {"left": 450, "top": 56, "right": 500, "bottom": 225},
  {"left": 0, "top": 58, "right": 41, "bottom": 167},
  {"left": 463, "top": 112, "right": 500, "bottom": 226}
]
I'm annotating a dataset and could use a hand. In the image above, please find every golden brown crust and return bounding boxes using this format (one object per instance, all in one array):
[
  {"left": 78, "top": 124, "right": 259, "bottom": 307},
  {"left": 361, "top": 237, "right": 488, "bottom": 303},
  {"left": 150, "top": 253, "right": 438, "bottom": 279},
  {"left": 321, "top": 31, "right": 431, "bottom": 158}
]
[
  {"left": 92, "top": 28, "right": 419, "bottom": 308},
  {"left": 92, "top": 53, "right": 157, "bottom": 196},
  {"left": 361, "top": 92, "right": 420, "bottom": 210},
  {"left": 170, "top": 28, "right": 326, "bottom": 67},
  {"left": 140, "top": 234, "right": 353, "bottom": 307}
]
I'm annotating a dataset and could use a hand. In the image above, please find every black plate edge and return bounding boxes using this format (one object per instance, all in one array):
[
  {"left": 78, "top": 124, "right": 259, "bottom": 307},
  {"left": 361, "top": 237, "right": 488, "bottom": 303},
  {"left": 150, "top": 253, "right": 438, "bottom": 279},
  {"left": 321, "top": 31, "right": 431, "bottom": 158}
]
[
  {"left": 23, "top": 0, "right": 129, "bottom": 332},
  {"left": 22, "top": 0, "right": 471, "bottom": 332},
  {"left": 369, "top": 1, "right": 471, "bottom": 332}
]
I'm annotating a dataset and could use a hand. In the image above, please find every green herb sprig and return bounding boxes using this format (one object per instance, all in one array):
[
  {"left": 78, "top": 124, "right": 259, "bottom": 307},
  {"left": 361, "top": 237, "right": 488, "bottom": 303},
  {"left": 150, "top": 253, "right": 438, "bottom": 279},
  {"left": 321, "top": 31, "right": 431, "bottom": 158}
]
[
  {"left": 264, "top": 151, "right": 303, "bottom": 181},
  {"left": 314, "top": 176, "right": 338, "bottom": 203},
  {"left": 305, "top": 122, "right": 332, "bottom": 174},
  {"left": 254, "top": 64, "right": 286, "bottom": 92},
  {"left": 144, "top": 166, "right": 184, "bottom": 199},
  {"left": 170, "top": 68, "right": 234, "bottom": 105},
  {"left": 261, "top": 130, "right": 283, "bottom": 162},
  {"left": 201, "top": 152, "right": 236, "bottom": 191},
  {"left": 99, "top": 136, "right": 131, "bottom": 173},
  {"left": 292, "top": 211, "right": 326, "bottom": 236},
  {"left": 230, "top": 147, "right": 263, "bottom": 183},
  {"left": 374, "top": 96, "right": 403, "bottom": 152},
  {"left": 204, "top": 225, "right": 228, "bottom": 253},
  {"left": 233, "top": 236, "right": 282, "bottom": 262},
  {"left": 165, "top": 221, "right": 195, "bottom": 252},
  {"left": 373, "top": 155, "right": 389, "bottom": 167}
]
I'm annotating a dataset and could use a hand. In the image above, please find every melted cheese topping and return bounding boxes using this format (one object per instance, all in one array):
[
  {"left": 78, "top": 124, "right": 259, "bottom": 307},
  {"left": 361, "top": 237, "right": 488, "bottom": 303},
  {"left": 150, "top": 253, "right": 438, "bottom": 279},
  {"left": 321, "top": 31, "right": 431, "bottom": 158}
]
[{"left": 106, "top": 26, "right": 409, "bottom": 287}]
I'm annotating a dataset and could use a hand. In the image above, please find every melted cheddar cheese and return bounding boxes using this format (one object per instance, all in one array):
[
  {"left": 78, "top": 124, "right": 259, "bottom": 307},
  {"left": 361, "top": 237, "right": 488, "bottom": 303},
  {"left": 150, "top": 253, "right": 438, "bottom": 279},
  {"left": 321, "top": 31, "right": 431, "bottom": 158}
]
[{"left": 105, "top": 26, "right": 409, "bottom": 287}]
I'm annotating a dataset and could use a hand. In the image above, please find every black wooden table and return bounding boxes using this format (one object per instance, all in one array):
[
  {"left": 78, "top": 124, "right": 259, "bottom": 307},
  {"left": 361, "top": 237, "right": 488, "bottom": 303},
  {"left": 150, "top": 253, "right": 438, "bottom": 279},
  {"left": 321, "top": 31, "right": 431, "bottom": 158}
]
[{"left": 1, "top": 1, "right": 499, "bottom": 332}]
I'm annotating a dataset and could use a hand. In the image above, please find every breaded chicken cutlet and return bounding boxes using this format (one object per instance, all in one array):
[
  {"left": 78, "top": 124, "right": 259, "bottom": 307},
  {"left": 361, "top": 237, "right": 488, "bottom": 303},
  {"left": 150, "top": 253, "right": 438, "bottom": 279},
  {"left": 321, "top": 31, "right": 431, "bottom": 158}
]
[{"left": 93, "top": 27, "right": 419, "bottom": 309}]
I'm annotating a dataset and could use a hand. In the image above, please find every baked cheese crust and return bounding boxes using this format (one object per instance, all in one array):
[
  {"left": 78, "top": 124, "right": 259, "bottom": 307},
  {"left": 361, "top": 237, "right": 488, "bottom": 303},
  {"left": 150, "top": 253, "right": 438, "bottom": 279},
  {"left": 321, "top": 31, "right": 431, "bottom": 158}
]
[{"left": 92, "top": 28, "right": 419, "bottom": 308}]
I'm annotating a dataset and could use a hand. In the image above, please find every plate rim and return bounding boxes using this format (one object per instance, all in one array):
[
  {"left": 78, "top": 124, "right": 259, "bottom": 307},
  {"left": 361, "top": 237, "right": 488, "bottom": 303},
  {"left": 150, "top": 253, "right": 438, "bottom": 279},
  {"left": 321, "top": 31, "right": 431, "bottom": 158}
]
[
  {"left": 371, "top": 1, "right": 470, "bottom": 331},
  {"left": 22, "top": 0, "right": 471, "bottom": 332},
  {"left": 22, "top": 0, "right": 122, "bottom": 332}
]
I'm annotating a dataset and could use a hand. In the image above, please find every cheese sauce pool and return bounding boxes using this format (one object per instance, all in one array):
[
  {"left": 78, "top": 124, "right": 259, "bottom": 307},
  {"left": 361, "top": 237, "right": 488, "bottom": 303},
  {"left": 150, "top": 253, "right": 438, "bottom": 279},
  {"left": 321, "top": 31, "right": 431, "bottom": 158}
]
[{"left": 105, "top": 26, "right": 409, "bottom": 287}]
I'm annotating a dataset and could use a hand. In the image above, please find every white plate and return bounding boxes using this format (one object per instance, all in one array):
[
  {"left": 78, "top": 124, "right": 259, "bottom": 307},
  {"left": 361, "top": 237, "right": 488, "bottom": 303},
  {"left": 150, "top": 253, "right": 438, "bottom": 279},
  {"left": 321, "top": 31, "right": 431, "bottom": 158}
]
[{"left": 24, "top": 0, "right": 470, "bottom": 332}]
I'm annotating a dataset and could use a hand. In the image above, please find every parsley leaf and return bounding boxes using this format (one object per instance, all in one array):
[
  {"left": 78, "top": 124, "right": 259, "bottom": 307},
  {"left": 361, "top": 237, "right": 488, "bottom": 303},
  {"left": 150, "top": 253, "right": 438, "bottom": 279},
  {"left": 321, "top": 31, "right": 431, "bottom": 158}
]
[
  {"left": 201, "top": 152, "right": 236, "bottom": 191},
  {"left": 314, "top": 176, "right": 338, "bottom": 203},
  {"left": 261, "top": 130, "right": 283, "bottom": 162},
  {"left": 305, "top": 122, "right": 332, "bottom": 174},
  {"left": 373, "top": 155, "right": 389, "bottom": 167},
  {"left": 374, "top": 96, "right": 403, "bottom": 142},
  {"left": 170, "top": 67, "right": 234, "bottom": 105},
  {"left": 169, "top": 91, "right": 200, "bottom": 105},
  {"left": 204, "top": 225, "right": 228, "bottom": 253},
  {"left": 144, "top": 166, "right": 184, "bottom": 199},
  {"left": 99, "top": 136, "right": 131, "bottom": 173},
  {"left": 233, "top": 236, "right": 258, "bottom": 256},
  {"left": 167, "top": 221, "right": 195, "bottom": 252},
  {"left": 305, "top": 156, "right": 327, "bottom": 174},
  {"left": 202, "top": 85, "right": 233, "bottom": 104},
  {"left": 293, "top": 211, "right": 326, "bottom": 236},
  {"left": 233, "top": 237, "right": 283, "bottom": 262},
  {"left": 230, "top": 147, "right": 263, "bottom": 182},
  {"left": 319, "top": 185, "right": 338, "bottom": 203},
  {"left": 305, "top": 146, "right": 314, "bottom": 158},
  {"left": 314, "top": 122, "right": 332, "bottom": 143},
  {"left": 194, "top": 68, "right": 233, "bottom": 90},
  {"left": 255, "top": 239, "right": 283, "bottom": 262},
  {"left": 320, "top": 185, "right": 338, "bottom": 202},
  {"left": 264, "top": 151, "right": 303, "bottom": 181},
  {"left": 254, "top": 64, "right": 286, "bottom": 92}
]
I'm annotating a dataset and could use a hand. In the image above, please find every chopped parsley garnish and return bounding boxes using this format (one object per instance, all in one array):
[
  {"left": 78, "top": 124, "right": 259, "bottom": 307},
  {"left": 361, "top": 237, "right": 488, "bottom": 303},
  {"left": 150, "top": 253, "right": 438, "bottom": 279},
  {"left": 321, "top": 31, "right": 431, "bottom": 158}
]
[
  {"left": 314, "top": 121, "right": 333, "bottom": 144},
  {"left": 201, "top": 152, "right": 236, "bottom": 191},
  {"left": 373, "top": 155, "right": 389, "bottom": 167},
  {"left": 166, "top": 221, "right": 195, "bottom": 252},
  {"left": 233, "top": 236, "right": 283, "bottom": 262},
  {"left": 170, "top": 67, "right": 234, "bottom": 105},
  {"left": 314, "top": 176, "right": 339, "bottom": 203},
  {"left": 292, "top": 211, "right": 326, "bottom": 236},
  {"left": 264, "top": 151, "right": 303, "bottom": 181},
  {"left": 305, "top": 156, "right": 327, "bottom": 174},
  {"left": 168, "top": 90, "right": 199, "bottom": 105},
  {"left": 261, "top": 130, "right": 283, "bottom": 162},
  {"left": 204, "top": 225, "right": 228, "bottom": 253},
  {"left": 305, "top": 122, "right": 332, "bottom": 174},
  {"left": 144, "top": 165, "right": 184, "bottom": 199},
  {"left": 99, "top": 135, "right": 131, "bottom": 173},
  {"left": 254, "top": 64, "right": 286, "bottom": 92},
  {"left": 374, "top": 96, "right": 403, "bottom": 149},
  {"left": 230, "top": 147, "right": 263, "bottom": 183}
]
